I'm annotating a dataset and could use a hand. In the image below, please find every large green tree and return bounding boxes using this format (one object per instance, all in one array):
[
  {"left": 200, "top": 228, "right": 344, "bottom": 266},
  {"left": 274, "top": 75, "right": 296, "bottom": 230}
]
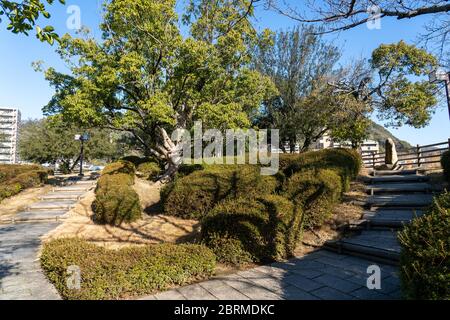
[
  {"left": 254, "top": 26, "right": 352, "bottom": 152},
  {"left": 0, "top": 0, "right": 65, "bottom": 43},
  {"left": 326, "top": 41, "right": 438, "bottom": 147},
  {"left": 19, "top": 117, "right": 125, "bottom": 173},
  {"left": 40, "top": 0, "right": 274, "bottom": 176}
]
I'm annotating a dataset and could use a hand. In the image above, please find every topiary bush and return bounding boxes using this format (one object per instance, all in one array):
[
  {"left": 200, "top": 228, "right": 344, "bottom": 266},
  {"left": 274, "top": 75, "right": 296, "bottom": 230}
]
[
  {"left": 93, "top": 175, "right": 141, "bottom": 225},
  {"left": 93, "top": 161, "right": 141, "bottom": 225},
  {"left": 40, "top": 238, "right": 216, "bottom": 300},
  {"left": 163, "top": 165, "right": 279, "bottom": 219},
  {"left": 441, "top": 151, "right": 450, "bottom": 184},
  {"left": 136, "top": 161, "right": 161, "bottom": 181},
  {"left": 201, "top": 195, "right": 303, "bottom": 264},
  {"left": 280, "top": 148, "right": 361, "bottom": 191},
  {"left": 102, "top": 160, "right": 135, "bottom": 177},
  {"left": 282, "top": 168, "right": 342, "bottom": 229},
  {"left": 398, "top": 192, "right": 450, "bottom": 300}
]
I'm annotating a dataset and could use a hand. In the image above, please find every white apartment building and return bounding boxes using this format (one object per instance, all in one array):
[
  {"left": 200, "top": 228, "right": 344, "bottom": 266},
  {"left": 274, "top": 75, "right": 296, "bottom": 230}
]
[{"left": 0, "top": 108, "right": 21, "bottom": 164}]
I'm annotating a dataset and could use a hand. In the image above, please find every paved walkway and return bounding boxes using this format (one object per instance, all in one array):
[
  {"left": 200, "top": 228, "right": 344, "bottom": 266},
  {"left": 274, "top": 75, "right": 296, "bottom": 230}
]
[
  {"left": 0, "top": 177, "right": 96, "bottom": 300},
  {"left": 143, "top": 250, "right": 400, "bottom": 300}
]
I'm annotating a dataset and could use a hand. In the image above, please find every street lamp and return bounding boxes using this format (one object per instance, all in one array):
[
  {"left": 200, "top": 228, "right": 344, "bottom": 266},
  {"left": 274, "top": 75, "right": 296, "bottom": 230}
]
[
  {"left": 74, "top": 133, "right": 90, "bottom": 177},
  {"left": 429, "top": 67, "right": 450, "bottom": 120}
]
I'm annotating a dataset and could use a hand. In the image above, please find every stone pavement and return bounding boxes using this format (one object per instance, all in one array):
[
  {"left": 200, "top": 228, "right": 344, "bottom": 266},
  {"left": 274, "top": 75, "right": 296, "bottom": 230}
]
[
  {"left": 0, "top": 177, "right": 96, "bottom": 300},
  {"left": 144, "top": 250, "right": 401, "bottom": 300},
  {"left": 0, "top": 222, "right": 61, "bottom": 300}
]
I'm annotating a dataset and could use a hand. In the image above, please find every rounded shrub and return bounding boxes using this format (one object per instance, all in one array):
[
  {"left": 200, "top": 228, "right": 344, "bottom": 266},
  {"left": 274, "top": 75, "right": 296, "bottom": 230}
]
[
  {"left": 93, "top": 174, "right": 141, "bottom": 225},
  {"left": 102, "top": 160, "right": 135, "bottom": 177},
  {"left": 398, "top": 192, "right": 450, "bottom": 300},
  {"left": 40, "top": 238, "right": 216, "bottom": 300},
  {"left": 280, "top": 148, "right": 361, "bottom": 191},
  {"left": 136, "top": 162, "right": 161, "bottom": 181},
  {"left": 201, "top": 194, "right": 303, "bottom": 264},
  {"left": 283, "top": 168, "right": 342, "bottom": 229},
  {"left": 163, "top": 165, "right": 279, "bottom": 220}
]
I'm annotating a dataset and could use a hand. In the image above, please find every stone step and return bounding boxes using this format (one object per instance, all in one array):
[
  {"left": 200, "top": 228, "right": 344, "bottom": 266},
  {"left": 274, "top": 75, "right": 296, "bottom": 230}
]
[
  {"left": 41, "top": 192, "right": 84, "bottom": 200},
  {"left": 371, "top": 169, "right": 421, "bottom": 176},
  {"left": 0, "top": 211, "right": 68, "bottom": 223},
  {"left": 53, "top": 186, "right": 93, "bottom": 192},
  {"left": 368, "top": 174, "right": 429, "bottom": 184},
  {"left": 365, "top": 182, "right": 432, "bottom": 194},
  {"left": 325, "top": 230, "right": 400, "bottom": 265},
  {"left": 362, "top": 209, "right": 425, "bottom": 228},
  {"left": 365, "top": 194, "right": 433, "bottom": 208},
  {"left": 27, "top": 201, "right": 75, "bottom": 211},
  {"left": 75, "top": 180, "right": 97, "bottom": 185}
]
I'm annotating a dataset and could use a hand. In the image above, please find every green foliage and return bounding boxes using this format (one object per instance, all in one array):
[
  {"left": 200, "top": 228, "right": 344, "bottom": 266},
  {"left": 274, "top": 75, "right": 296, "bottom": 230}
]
[
  {"left": 283, "top": 169, "right": 342, "bottom": 229},
  {"left": 102, "top": 160, "right": 135, "bottom": 177},
  {"left": 40, "top": 238, "right": 216, "bottom": 300},
  {"left": 441, "top": 151, "right": 450, "bottom": 184},
  {"left": 371, "top": 41, "right": 438, "bottom": 128},
  {"left": 93, "top": 161, "right": 141, "bottom": 225},
  {"left": 19, "top": 118, "right": 125, "bottom": 172},
  {"left": 0, "top": 0, "right": 65, "bottom": 44},
  {"left": 136, "top": 162, "right": 161, "bottom": 181},
  {"left": 163, "top": 165, "right": 278, "bottom": 219},
  {"left": 398, "top": 192, "right": 450, "bottom": 300},
  {"left": 0, "top": 165, "right": 48, "bottom": 202},
  {"left": 280, "top": 148, "right": 361, "bottom": 191},
  {"left": 201, "top": 195, "right": 302, "bottom": 264},
  {"left": 254, "top": 25, "right": 346, "bottom": 151}
]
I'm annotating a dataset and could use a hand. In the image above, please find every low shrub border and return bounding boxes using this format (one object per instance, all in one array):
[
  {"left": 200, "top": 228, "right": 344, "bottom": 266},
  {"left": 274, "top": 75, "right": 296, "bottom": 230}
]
[
  {"left": 201, "top": 194, "right": 303, "bottom": 264},
  {"left": 398, "top": 192, "right": 450, "bottom": 300},
  {"left": 0, "top": 165, "right": 49, "bottom": 202},
  {"left": 40, "top": 238, "right": 216, "bottom": 300}
]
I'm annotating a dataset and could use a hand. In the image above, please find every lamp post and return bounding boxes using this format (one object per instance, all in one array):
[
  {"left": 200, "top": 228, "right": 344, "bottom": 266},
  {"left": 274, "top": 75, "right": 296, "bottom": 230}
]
[
  {"left": 429, "top": 67, "right": 450, "bottom": 121},
  {"left": 74, "top": 133, "right": 90, "bottom": 177}
]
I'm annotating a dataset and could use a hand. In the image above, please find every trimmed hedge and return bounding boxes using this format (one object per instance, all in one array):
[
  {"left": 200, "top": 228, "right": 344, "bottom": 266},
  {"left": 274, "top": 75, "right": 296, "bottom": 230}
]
[
  {"left": 163, "top": 165, "right": 279, "bottom": 219},
  {"left": 0, "top": 165, "right": 49, "bottom": 202},
  {"left": 279, "top": 148, "right": 361, "bottom": 191},
  {"left": 201, "top": 195, "right": 303, "bottom": 264},
  {"left": 40, "top": 238, "right": 216, "bottom": 300},
  {"left": 398, "top": 192, "right": 450, "bottom": 300},
  {"left": 0, "top": 164, "right": 42, "bottom": 182},
  {"left": 93, "top": 162, "right": 141, "bottom": 225},
  {"left": 102, "top": 160, "right": 135, "bottom": 177},
  {"left": 282, "top": 169, "right": 342, "bottom": 229},
  {"left": 136, "top": 162, "right": 161, "bottom": 181},
  {"left": 441, "top": 151, "right": 450, "bottom": 184}
]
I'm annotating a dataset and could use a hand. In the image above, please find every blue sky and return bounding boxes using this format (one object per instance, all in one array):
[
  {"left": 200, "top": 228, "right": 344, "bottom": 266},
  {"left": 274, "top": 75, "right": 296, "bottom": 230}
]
[{"left": 0, "top": 0, "right": 448, "bottom": 145}]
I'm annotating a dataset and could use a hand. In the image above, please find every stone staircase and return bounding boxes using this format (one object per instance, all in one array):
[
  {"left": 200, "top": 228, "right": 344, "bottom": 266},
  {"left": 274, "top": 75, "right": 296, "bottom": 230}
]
[
  {"left": 0, "top": 177, "right": 96, "bottom": 224},
  {"left": 325, "top": 169, "right": 436, "bottom": 266}
]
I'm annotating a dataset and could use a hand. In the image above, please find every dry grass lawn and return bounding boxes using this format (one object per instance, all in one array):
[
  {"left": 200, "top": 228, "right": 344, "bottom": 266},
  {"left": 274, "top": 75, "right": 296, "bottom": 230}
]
[{"left": 43, "top": 179, "right": 200, "bottom": 249}]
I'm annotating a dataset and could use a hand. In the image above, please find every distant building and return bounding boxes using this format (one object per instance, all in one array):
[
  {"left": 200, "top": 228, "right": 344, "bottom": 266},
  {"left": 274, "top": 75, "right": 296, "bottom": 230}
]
[{"left": 0, "top": 108, "right": 21, "bottom": 164}]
